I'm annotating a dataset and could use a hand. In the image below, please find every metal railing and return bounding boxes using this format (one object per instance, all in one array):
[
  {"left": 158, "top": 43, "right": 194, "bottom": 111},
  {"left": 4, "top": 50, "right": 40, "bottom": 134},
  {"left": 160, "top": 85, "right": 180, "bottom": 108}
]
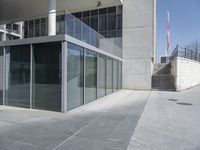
[
  {"left": 171, "top": 45, "right": 200, "bottom": 62},
  {"left": 0, "top": 10, "right": 122, "bottom": 57}
]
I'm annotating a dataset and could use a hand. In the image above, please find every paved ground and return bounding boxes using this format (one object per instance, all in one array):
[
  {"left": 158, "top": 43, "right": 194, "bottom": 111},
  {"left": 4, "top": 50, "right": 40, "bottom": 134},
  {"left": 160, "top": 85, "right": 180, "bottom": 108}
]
[
  {"left": 0, "top": 86, "right": 200, "bottom": 150},
  {"left": 128, "top": 86, "right": 200, "bottom": 150}
]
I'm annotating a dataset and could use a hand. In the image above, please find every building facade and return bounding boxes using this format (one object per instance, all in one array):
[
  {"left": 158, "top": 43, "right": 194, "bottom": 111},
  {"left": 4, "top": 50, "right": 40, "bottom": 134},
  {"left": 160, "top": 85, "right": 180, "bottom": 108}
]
[{"left": 0, "top": 0, "right": 156, "bottom": 112}]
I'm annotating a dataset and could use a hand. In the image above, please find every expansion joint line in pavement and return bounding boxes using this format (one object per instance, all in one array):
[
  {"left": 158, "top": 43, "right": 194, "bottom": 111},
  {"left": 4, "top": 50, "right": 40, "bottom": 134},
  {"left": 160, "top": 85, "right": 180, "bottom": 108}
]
[{"left": 52, "top": 115, "right": 102, "bottom": 150}]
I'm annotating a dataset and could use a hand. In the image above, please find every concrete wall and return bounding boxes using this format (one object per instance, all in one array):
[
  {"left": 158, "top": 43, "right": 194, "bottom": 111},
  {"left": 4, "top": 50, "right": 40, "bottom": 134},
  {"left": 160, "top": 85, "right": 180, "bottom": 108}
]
[
  {"left": 171, "top": 57, "right": 200, "bottom": 91},
  {"left": 122, "top": 0, "right": 156, "bottom": 90}
]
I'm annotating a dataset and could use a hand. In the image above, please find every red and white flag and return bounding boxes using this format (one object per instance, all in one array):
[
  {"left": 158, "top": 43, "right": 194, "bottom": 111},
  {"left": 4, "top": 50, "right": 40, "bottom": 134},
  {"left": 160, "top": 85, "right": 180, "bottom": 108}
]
[{"left": 166, "top": 11, "right": 170, "bottom": 56}]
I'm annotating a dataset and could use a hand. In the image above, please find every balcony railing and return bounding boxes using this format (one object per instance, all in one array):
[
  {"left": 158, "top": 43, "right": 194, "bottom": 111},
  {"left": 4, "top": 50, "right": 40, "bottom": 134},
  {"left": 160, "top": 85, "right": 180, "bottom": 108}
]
[
  {"left": 1, "top": 10, "right": 122, "bottom": 57},
  {"left": 171, "top": 45, "right": 200, "bottom": 62}
]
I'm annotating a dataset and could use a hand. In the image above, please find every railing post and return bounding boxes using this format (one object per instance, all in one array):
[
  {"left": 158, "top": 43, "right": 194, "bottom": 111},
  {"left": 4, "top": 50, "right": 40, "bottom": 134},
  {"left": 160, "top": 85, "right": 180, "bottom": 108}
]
[{"left": 185, "top": 48, "right": 187, "bottom": 59}]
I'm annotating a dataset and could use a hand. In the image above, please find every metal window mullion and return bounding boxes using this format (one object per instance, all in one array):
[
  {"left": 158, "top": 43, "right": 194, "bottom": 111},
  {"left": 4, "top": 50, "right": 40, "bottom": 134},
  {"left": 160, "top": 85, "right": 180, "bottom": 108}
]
[
  {"left": 83, "top": 48, "right": 86, "bottom": 104},
  {"left": 30, "top": 44, "right": 33, "bottom": 109},
  {"left": 61, "top": 41, "right": 68, "bottom": 113},
  {"left": 3, "top": 47, "right": 6, "bottom": 106},
  {"left": 96, "top": 54, "right": 99, "bottom": 99},
  {"left": 104, "top": 56, "right": 107, "bottom": 96}
]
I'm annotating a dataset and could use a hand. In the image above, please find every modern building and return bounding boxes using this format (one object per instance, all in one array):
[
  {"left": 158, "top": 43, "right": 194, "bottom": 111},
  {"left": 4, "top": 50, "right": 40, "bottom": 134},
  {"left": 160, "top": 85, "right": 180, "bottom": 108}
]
[{"left": 0, "top": 0, "right": 156, "bottom": 112}]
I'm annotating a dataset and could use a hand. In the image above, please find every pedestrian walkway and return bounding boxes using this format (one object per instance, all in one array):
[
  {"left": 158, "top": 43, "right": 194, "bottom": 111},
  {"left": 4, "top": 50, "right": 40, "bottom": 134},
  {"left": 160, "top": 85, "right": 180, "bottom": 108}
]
[
  {"left": 0, "top": 90, "right": 150, "bottom": 150},
  {"left": 128, "top": 85, "right": 200, "bottom": 150},
  {"left": 0, "top": 85, "right": 200, "bottom": 150}
]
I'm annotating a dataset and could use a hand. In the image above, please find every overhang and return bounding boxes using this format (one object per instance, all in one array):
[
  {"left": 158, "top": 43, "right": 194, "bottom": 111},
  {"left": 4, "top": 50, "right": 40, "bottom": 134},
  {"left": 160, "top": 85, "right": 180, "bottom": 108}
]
[{"left": 0, "top": 0, "right": 122, "bottom": 24}]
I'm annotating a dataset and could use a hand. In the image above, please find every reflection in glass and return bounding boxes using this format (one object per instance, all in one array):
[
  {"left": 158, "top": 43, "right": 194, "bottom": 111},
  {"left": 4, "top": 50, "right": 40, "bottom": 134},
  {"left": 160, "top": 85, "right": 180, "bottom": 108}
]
[
  {"left": 67, "top": 43, "right": 84, "bottom": 110},
  {"left": 85, "top": 49, "right": 97, "bottom": 103},
  {"left": 5, "top": 45, "right": 30, "bottom": 108},
  {"left": 113, "top": 60, "right": 118, "bottom": 92},
  {"left": 97, "top": 54, "right": 106, "bottom": 98},
  {"left": 106, "top": 57, "right": 113, "bottom": 94},
  {"left": 75, "top": 19, "right": 81, "bottom": 40},
  {"left": 0, "top": 48, "right": 3, "bottom": 105},
  {"left": 32, "top": 42, "right": 61, "bottom": 112}
]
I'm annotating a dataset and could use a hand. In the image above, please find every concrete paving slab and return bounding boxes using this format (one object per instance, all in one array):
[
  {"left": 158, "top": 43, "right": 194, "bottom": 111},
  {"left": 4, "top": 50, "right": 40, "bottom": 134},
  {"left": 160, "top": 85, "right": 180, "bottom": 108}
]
[{"left": 127, "top": 86, "right": 200, "bottom": 150}]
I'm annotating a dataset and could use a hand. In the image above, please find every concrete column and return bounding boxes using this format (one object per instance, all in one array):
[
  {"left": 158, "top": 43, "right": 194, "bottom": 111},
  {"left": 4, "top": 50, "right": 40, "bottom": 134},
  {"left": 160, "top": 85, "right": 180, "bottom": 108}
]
[
  {"left": 48, "top": 0, "right": 56, "bottom": 36},
  {"left": 19, "top": 22, "right": 23, "bottom": 39},
  {"left": 122, "top": 0, "right": 156, "bottom": 90}
]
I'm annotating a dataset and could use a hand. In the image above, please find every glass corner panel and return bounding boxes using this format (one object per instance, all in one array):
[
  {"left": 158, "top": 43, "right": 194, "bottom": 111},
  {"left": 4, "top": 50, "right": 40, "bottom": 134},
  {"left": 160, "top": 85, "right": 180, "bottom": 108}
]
[{"left": 32, "top": 42, "right": 61, "bottom": 112}]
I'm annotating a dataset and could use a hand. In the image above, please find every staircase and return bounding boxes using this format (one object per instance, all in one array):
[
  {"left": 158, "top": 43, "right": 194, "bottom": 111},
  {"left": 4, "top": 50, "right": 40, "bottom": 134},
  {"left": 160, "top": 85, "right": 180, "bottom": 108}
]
[{"left": 152, "top": 63, "right": 175, "bottom": 91}]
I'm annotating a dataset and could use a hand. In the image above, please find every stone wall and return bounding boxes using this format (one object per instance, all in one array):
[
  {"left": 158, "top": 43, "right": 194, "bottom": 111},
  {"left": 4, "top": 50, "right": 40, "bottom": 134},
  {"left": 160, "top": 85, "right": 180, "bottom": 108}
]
[{"left": 171, "top": 57, "right": 200, "bottom": 91}]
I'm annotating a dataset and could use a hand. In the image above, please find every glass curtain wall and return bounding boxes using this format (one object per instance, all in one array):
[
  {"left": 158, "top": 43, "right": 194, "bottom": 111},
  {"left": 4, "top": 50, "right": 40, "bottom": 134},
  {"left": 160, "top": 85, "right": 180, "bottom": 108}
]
[
  {"left": 85, "top": 49, "right": 97, "bottom": 103},
  {"left": 106, "top": 57, "right": 113, "bottom": 94},
  {"left": 67, "top": 43, "right": 84, "bottom": 110},
  {"left": 32, "top": 42, "right": 61, "bottom": 112},
  {"left": 113, "top": 60, "right": 118, "bottom": 92},
  {"left": 73, "top": 5, "right": 122, "bottom": 38},
  {"left": 0, "top": 47, "right": 3, "bottom": 105},
  {"left": 97, "top": 54, "right": 106, "bottom": 98},
  {"left": 5, "top": 45, "right": 30, "bottom": 108}
]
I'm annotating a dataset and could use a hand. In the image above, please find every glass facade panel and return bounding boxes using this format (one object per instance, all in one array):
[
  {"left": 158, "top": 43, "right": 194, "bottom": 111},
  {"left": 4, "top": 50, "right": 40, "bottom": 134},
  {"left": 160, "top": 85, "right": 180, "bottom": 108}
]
[
  {"left": 5, "top": 45, "right": 30, "bottom": 108},
  {"left": 75, "top": 19, "right": 81, "bottom": 40},
  {"left": 0, "top": 47, "right": 3, "bottom": 105},
  {"left": 72, "top": 5, "right": 122, "bottom": 38},
  {"left": 97, "top": 54, "right": 106, "bottom": 98},
  {"left": 85, "top": 49, "right": 97, "bottom": 103},
  {"left": 113, "top": 60, "right": 118, "bottom": 92},
  {"left": 32, "top": 42, "right": 61, "bottom": 112},
  {"left": 106, "top": 57, "right": 113, "bottom": 94},
  {"left": 99, "top": 15, "right": 107, "bottom": 32},
  {"left": 67, "top": 43, "right": 84, "bottom": 110}
]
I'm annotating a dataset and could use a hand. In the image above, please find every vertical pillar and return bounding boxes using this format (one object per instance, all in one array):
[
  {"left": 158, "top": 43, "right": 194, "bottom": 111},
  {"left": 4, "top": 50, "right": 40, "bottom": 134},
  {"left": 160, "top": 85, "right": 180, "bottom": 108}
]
[
  {"left": 19, "top": 22, "right": 23, "bottom": 39},
  {"left": 3, "top": 25, "right": 6, "bottom": 41},
  {"left": 61, "top": 42, "right": 68, "bottom": 113},
  {"left": 48, "top": 0, "right": 56, "bottom": 36}
]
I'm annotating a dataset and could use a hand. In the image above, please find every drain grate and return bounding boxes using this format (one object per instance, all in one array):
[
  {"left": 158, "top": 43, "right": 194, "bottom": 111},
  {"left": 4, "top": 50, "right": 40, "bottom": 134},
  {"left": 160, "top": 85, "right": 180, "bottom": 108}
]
[
  {"left": 176, "top": 102, "right": 192, "bottom": 106},
  {"left": 168, "top": 99, "right": 178, "bottom": 102}
]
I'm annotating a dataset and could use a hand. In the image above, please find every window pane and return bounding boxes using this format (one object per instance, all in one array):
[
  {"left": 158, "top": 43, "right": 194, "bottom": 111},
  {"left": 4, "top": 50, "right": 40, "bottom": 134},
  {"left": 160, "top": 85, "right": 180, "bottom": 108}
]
[
  {"left": 117, "top": 15, "right": 122, "bottom": 30},
  {"left": 41, "top": 18, "right": 48, "bottom": 36},
  {"left": 85, "top": 49, "right": 97, "bottom": 103},
  {"left": 113, "top": 60, "right": 118, "bottom": 92},
  {"left": 91, "top": 10, "right": 98, "bottom": 16},
  {"left": 99, "top": 15, "right": 107, "bottom": 32},
  {"left": 29, "top": 20, "right": 34, "bottom": 37},
  {"left": 0, "top": 47, "right": 3, "bottom": 105},
  {"left": 5, "top": 45, "right": 30, "bottom": 108},
  {"left": 82, "top": 17, "right": 90, "bottom": 26},
  {"left": 83, "top": 11, "right": 90, "bottom": 17},
  {"left": 91, "top": 16, "right": 98, "bottom": 31},
  {"left": 106, "top": 57, "right": 113, "bottom": 94},
  {"left": 99, "top": 8, "right": 107, "bottom": 15},
  {"left": 108, "top": 7, "right": 116, "bottom": 14},
  {"left": 108, "top": 14, "right": 116, "bottom": 31},
  {"left": 97, "top": 54, "right": 106, "bottom": 98},
  {"left": 35, "top": 19, "right": 40, "bottom": 37},
  {"left": 67, "top": 43, "right": 84, "bottom": 110},
  {"left": 32, "top": 42, "right": 61, "bottom": 112}
]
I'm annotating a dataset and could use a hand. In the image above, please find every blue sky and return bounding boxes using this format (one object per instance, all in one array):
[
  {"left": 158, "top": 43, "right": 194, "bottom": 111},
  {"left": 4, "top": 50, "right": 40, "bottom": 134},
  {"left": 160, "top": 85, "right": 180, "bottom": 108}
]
[{"left": 157, "top": 0, "right": 200, "bottom": 61}]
